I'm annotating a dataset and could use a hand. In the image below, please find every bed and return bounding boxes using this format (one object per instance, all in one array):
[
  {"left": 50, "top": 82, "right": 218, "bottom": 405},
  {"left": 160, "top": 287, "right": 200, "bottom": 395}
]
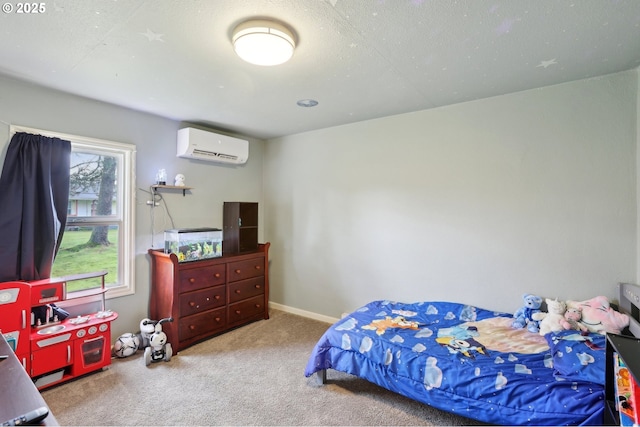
[{"left": 304, "top": 283, "right": 640, "bottom": 426}]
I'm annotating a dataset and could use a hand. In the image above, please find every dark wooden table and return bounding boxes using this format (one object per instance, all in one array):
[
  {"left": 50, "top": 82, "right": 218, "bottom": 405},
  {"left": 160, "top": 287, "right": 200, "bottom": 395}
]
[{"left": 0, "top": 335, "right": 57, "bottom": 425}]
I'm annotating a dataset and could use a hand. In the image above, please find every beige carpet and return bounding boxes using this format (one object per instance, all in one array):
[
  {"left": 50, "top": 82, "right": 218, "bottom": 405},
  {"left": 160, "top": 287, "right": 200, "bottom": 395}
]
[{"left": 41, "top": 309, "right": 483, "bottom": 426}]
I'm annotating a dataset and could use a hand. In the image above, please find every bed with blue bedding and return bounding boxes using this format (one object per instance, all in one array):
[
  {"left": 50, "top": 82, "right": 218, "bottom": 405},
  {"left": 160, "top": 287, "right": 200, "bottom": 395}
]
[{"left": 304, "top": 291, "right": 640, "bottom": 426}]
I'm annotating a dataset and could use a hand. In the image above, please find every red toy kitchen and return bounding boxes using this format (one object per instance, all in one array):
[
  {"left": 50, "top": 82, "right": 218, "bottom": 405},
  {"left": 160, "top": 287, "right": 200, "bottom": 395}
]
[{"left": 0, "top": 271, "right": 118, "bottom": 390}]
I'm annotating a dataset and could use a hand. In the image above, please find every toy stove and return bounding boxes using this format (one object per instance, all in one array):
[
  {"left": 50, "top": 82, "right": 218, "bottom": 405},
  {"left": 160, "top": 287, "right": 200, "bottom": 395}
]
[
  {"left": 30, "top": 310, "right": 117, "bottom": 388},
  {"left": 0, "top": 271, "right": 119, "bottom": 390}
]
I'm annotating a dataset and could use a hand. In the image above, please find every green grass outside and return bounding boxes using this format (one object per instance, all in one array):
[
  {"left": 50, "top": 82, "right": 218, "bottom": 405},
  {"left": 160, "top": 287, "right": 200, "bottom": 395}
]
[{"left": 52, "top": 229, "right": 118, "bottom": 292}]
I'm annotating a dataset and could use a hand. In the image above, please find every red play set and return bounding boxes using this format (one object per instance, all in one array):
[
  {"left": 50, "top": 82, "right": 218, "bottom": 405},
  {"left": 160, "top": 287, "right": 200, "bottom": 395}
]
[{"left": 0, "top": 271, "right": 117, "bottom": 389}]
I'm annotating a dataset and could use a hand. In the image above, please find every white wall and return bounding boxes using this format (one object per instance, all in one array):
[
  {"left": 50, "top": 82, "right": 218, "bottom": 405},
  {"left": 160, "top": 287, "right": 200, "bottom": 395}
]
[
  {"left": 1, "top": 70, "right": 637, "bottom": 332},
  {"left": 0, "top": 75, "right": 265, "bottom": 339},
  {"left": 264, "top": 70, "right": 638, "bottom": 318}
]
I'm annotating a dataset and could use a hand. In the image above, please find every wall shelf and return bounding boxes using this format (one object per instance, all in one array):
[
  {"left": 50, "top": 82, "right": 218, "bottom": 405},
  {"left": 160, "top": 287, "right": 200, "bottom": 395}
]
[{"left": 151, "top": 184, "right": 193, "bottom": 197}]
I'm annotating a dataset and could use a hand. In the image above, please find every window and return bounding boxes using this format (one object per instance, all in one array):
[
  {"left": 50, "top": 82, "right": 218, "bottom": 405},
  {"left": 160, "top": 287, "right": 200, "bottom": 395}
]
[{"left": 10, "top": 126, "right": 136, "bottom": 298}]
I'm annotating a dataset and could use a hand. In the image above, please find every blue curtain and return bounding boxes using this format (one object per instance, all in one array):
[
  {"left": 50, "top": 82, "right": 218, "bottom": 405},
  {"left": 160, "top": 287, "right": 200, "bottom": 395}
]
[{"left": 0, "top": 132, "right": 71, "bottom": 281}]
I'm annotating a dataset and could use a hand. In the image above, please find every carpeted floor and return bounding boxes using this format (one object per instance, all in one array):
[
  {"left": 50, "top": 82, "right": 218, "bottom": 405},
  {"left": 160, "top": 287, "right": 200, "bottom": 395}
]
[{"left": 41, "top": 309, "right": 484, "bottom": 426}]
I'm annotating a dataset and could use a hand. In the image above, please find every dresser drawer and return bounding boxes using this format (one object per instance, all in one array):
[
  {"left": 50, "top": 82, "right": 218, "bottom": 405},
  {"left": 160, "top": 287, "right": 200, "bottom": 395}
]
[
  {"left": 179, "top": 286, "right": 226, "bottom": 317},
  {"left": 228, "top": 277, "right": 264, "bottom": 304},
  {"left": 178, "top": 308, "right": 226, "bottom": 342},
  {"left": 179, "top": 265, "right": 225, "bottom": 292},
  {"left": 227, "top": 257, "right": 264, "bottom": 283},
  {"left": 228, "top": 295, "right": 265, "bottom": 324}
]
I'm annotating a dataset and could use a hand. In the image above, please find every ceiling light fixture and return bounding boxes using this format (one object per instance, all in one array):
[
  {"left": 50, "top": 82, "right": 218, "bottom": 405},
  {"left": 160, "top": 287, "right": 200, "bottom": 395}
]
[{"left": 232, "top": 19, "right": 296, "bottom": 66}]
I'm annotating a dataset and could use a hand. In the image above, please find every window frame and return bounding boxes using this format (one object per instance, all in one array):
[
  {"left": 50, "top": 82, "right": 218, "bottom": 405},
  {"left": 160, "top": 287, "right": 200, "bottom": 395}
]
[{"left": 10, "top": 125, "right": 136, "bottom": 299}]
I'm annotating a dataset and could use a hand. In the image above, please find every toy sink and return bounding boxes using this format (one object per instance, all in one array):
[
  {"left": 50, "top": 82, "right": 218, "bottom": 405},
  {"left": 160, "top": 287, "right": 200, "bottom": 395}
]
[{"left": 37, "top": 325, "right": 66, "bottom": 335}]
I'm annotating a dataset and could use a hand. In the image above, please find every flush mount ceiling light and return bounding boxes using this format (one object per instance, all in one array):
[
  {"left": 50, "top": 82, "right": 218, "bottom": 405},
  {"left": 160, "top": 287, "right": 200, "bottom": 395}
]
[{"left": 232, "top": 19, "right": 296, "bottom": 66}]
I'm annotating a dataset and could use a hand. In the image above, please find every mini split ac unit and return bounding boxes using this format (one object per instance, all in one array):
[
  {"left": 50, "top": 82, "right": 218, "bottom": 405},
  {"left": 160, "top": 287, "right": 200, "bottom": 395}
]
[{"left": 177, "top": 127, "right": 249, "bottom": 165}]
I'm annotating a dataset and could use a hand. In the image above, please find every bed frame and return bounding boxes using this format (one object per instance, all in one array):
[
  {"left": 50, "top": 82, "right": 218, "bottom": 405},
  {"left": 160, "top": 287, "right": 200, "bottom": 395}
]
[
  {"left": 313, "top": 282, "right": 640, "bottom": 387},
  {"left": 618, "top": 282, "right": 640, "bottom": 337},
  {"left": 307, "top": 284, "right": 640, "bottom": 425}
]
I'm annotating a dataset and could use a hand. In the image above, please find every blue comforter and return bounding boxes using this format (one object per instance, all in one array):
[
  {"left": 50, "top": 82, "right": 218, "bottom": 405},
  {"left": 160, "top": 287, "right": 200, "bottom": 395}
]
[{"left": 304, "top": 300, "right": 606, "bottom": 426}]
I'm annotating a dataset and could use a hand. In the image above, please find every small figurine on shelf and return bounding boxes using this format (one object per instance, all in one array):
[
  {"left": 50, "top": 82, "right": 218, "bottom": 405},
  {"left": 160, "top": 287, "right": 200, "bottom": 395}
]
[{"left": 174, "top": 173, "right": 186, "bottom": 187}]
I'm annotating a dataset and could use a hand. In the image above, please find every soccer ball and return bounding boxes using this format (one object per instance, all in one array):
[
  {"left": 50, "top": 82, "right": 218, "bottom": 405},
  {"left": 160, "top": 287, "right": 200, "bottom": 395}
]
[{"left": 113, "top": 332, "right": 140, "bottom": 358}]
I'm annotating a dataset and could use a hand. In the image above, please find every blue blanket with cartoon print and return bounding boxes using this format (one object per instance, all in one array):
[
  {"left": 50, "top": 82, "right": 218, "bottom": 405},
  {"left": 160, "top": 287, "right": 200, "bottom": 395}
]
[{"left": 304, "top": 300, "right": 606, "bottom": 426}]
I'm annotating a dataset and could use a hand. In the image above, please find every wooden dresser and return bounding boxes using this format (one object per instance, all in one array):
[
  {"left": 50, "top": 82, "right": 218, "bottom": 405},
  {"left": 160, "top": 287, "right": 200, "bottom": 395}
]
[{"left": 148, "top": 242, "right": 270, "bottom": 352}]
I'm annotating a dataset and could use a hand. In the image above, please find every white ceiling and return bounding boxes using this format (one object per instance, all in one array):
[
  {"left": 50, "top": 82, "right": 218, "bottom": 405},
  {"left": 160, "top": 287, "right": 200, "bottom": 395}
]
[{"left": 1, "top": 0, "right": 640, "bottom": 140}]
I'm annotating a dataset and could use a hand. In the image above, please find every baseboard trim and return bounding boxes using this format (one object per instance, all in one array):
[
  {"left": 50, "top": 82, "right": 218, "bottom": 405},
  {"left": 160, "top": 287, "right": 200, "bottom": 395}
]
[{"left": 269, "top": 302, "right": 339, "bottom": 324}]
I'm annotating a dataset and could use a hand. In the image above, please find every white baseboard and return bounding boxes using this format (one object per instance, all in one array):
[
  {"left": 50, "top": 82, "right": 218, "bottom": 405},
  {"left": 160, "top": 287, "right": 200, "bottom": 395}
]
[{"left": 268, "top": 302, "right": 339, "bottom": 324}]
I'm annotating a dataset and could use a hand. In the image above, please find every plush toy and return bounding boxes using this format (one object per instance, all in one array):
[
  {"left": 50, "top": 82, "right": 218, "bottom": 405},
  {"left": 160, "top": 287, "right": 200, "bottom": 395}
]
[
  {"left": 531, "top": 298, "right": 567, "bottom": 336},
  {"left": 174, "top": 174, "right": 186, "bottom": 187},
  {"left": 512, "top": 294, "right": 543, "bottom": 333},
  {"left": 560, "top": 307, "right": 588, "bottom": 332},
  {"left": 566, "top": 296, "right": 629, "bottom": 334}
]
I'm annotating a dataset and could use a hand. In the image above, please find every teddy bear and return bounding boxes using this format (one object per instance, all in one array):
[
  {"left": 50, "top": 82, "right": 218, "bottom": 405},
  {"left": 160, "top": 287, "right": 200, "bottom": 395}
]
[
  {"left": 559, "top": 307, "right": 588, "bottom": 332},
  {"left": 531, "top": 298, "right": 567, "bottom": 336},
  {"left": 512, "top": 293, "right": 543, "bottom": 333}
]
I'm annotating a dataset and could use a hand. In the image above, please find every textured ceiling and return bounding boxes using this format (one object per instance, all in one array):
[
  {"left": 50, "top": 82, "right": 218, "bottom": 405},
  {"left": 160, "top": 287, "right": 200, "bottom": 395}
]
[{"left": 1, "top": 0, "right": 640, "bottom": 140}]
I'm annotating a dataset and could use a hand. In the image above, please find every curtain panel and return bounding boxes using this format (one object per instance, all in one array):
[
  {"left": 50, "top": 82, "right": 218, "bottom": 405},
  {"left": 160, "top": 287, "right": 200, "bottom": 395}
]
[{"left": 0, "top": 132, "right": 71, "bottom": 281}]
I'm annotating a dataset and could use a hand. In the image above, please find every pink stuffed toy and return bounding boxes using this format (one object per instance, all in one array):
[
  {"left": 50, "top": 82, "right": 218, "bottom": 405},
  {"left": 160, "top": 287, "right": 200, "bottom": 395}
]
[
  {"left": 566, "top": 296, "right": 629, "bottom": 334},
  {"left": 559, "top": 307, "right": 588, "bottom": 332}
]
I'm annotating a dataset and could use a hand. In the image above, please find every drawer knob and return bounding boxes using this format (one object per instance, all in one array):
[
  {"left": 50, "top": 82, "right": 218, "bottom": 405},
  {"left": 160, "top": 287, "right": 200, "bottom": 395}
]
[
  {"left": 215, "top": 317, "right": 221, "bottom": 322},
  {"left": 189, "top": 301, "right": 196, "bottom": 307},
  {"left": 255, "top": 304, "right": 261, "bottom": 308},
  {"left": 215, "top": 295, "right": 221, "bottom": 300},
  {"left": 235, "top": 310, "right": 241, "bottom": 314},
  {"left": 235, "top": 269, "right": 241, "bottom": 274},
  {"left": 254, "top": 265, "right": 261, "bottom": 270},
  {"left": 189, "top": 325, "right": 195, "bottom": 330},
  {"left": 235, "top": 290, "right": 241, "bottom": 294},
  {"left": 255, "top": 284, "right": 261, "bottom": 289},
  {"left": 189, "top": 278, "right": 196, "bottom": 283},
  {"left": 214, "top": 273, "right": 221, "bottom": 278}
]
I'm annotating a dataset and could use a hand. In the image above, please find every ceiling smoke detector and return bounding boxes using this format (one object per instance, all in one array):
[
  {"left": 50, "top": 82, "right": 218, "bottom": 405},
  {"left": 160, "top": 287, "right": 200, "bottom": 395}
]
[{"left": 297, "top": 99, "right": 318, "bottom": 107}]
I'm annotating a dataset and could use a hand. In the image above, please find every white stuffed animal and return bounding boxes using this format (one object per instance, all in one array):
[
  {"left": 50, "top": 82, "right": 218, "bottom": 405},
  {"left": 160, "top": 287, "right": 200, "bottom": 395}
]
[
  {"left": 531, "top": 298, "right": 567, "bottom": 336},
  {"left": 174, "top": 174, "right": 186, "bottom": 187}
]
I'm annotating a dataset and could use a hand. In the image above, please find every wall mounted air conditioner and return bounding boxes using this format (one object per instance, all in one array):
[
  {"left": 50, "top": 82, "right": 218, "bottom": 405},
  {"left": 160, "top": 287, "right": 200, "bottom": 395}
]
[{"left": 177, "top": 127, "right": 249, "bottom": 165}]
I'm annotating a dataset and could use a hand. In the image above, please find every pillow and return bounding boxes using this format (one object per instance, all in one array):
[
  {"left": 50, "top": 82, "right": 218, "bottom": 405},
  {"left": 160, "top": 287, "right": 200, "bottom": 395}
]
[{"left": 545, "top": 330, "right": 606, "bottom": 384}]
